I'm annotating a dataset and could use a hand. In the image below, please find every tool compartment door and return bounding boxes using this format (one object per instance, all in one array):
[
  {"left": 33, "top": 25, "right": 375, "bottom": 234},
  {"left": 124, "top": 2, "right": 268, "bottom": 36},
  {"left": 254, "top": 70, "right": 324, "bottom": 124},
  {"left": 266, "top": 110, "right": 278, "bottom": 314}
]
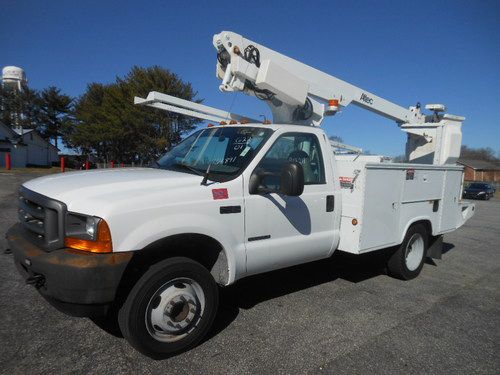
[
  {"left": 359, "top": 167, "right": 403, "bottom": 251},
  {"left": 440, "top": 170, "right": 463, "bottom": 232}
]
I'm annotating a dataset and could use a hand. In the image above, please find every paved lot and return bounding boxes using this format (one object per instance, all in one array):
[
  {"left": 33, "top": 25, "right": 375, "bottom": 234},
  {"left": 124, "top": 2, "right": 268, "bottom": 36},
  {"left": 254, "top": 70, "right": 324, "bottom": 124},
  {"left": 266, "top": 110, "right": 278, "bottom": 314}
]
[{"left": 0, "top": 171, "right": 499, "bottom": 374}]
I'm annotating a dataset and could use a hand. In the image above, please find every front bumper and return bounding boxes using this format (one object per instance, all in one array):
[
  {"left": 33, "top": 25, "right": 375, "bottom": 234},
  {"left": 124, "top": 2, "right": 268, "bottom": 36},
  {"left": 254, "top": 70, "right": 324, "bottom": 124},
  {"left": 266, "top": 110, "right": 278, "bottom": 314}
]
[{"left": 6, "top": 224, "right": 133, "bottom": 317}]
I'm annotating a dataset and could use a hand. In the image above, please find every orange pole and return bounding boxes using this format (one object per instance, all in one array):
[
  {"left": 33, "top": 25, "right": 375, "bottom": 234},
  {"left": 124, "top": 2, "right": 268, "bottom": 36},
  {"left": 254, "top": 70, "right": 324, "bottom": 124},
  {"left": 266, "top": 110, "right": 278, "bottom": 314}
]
[
  {"left": 85, "top": 160, "right": 90, "bottom": 170},
  {"left": 61, "top": 157, "right": 65, "bottom": 173},
  {"left": 6, "top": 153, "right": 11, "bottom": 170}
]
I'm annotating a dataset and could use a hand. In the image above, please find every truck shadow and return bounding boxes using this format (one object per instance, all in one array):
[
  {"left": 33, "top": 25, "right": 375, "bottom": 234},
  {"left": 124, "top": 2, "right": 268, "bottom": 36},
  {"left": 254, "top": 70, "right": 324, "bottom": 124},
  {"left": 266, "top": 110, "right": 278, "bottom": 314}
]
[
  {"left": 442, "top": 242, "right": 455, "bottom": 254},
  {"left": 92, "top": 243, "right": 456, "bottom": 346},
  {"left": 424, "top": 242, "right": 454, "bottom": 266},
  {"left": 265, "top": 194, "right": 311, "bottom": 234},
  {"left": 207, "top": 250, "right": 388, "bottom": 341}
]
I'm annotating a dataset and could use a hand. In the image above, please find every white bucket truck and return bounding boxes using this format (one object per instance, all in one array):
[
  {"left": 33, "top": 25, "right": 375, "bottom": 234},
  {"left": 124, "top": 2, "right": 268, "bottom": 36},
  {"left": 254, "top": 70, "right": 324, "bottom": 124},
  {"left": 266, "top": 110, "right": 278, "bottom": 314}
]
[{"left": 7, "top": 31, "right": 474, "bottom": 358}]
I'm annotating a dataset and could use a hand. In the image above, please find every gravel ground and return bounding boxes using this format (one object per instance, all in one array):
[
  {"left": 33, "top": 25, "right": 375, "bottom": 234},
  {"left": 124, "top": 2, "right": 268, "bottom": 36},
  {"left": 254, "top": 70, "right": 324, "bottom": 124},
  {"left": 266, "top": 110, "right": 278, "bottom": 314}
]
[{"left": 0, "top": 171, "right": 498, "bottom": 374}]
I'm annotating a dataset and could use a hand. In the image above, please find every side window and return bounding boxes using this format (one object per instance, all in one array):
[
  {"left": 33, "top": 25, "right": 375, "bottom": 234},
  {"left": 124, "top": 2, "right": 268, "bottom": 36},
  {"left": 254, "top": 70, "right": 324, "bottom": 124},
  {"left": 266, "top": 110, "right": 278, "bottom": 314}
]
[{"left": 255, "top": 132, "right": 325, "bottom": 189}]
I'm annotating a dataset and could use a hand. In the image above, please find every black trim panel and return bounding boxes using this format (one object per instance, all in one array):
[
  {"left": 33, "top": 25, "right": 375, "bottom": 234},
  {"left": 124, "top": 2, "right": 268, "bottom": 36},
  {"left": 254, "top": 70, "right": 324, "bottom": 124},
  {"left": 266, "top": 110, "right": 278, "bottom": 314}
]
[
  {"left": 220, "top": 205, "right": 242, "bottom": 214},
  {"left": 326, "top": 195, "right": 335, "bottom": 212},
  {"left": 248, "top": 235, "right": 271, "bottom": 242}
]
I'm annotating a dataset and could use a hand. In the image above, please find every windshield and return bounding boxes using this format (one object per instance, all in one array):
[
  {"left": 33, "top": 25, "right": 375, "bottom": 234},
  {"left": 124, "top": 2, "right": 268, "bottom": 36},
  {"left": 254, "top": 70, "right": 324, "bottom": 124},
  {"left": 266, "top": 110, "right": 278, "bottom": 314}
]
[{"left": 157, "top": 126, "right": 273, "bottom": 182}]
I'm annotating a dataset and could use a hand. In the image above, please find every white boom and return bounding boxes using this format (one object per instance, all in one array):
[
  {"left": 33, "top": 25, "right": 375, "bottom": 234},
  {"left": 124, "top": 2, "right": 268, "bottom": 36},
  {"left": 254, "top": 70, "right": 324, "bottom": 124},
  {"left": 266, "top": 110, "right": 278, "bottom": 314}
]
[
  {"left": 213, "top": 31, "right": 425, "bottom": 126},
  {"left": 135, "top": 31, "right": 465, "bottom": 165},
  {"left": 134, "top": 91, "right": 259, "bottom": 124},
  {"left": 213, "top": 31, "right": 465, "bottom": 165}
]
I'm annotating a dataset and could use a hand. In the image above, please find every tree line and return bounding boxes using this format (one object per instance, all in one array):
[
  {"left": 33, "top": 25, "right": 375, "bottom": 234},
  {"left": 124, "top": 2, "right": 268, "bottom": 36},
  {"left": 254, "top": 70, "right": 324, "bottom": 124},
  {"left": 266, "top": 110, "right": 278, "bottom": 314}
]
[
  {"left": 460, "top": 145, "right": 499, "bottom": 162},
  {"left": 0, "top": 66, "right": 201, "bottom": 163}
]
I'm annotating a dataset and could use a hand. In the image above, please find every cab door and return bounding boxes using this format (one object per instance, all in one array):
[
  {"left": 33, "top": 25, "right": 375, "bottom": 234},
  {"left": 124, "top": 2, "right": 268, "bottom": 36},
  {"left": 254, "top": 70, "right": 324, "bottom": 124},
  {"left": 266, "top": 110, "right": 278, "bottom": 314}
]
[{"left": 243, "top": 130, "right": 337, "bottom": 276}]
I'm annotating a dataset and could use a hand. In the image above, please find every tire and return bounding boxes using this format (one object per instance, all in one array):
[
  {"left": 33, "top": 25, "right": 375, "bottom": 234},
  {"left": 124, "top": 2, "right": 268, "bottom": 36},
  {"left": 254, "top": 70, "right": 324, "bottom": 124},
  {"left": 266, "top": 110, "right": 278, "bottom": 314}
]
[
  {"left": 118, "top": 257, "right": 219, "bottom": 359},
  {"left": 387, "top": 224, "right": 428, "bottom": 280}
]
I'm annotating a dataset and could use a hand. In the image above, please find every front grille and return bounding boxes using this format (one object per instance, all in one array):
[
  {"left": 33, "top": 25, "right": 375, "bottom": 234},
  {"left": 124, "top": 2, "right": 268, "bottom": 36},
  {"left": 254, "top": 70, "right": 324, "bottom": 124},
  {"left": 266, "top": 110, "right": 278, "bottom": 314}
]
[{"left": 18, "top": 186, "right": 66, "bottom": 251}]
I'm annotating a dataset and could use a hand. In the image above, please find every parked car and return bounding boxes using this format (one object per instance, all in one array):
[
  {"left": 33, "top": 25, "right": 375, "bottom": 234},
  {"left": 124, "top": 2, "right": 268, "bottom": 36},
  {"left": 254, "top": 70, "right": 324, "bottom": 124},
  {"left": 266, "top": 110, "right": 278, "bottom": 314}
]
[{"left": 463, "top": 182, "right": 495, "bottom": 200}]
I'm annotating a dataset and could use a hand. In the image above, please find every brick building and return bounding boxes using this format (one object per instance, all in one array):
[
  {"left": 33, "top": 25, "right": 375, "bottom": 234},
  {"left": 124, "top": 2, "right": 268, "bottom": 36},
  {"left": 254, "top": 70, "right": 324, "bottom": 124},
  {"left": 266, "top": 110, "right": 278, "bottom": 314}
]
[{"left": 457, "top": 158, "right": 500, "bottom": 183}]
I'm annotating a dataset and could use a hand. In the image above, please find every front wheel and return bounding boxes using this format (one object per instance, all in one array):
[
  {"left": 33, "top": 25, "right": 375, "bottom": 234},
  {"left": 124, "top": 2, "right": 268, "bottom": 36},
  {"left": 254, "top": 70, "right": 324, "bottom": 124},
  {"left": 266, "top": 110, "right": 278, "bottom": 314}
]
[
  {"left": 118, "top": 257, "right": 219, "bottom": 359},
  {"left": 387, "top": 224, "right": 428, "bottom": 280}
]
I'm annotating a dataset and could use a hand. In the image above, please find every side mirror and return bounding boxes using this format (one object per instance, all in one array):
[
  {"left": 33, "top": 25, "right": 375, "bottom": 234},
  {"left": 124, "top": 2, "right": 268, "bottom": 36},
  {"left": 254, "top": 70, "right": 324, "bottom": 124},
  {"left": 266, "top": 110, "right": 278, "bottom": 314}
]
[
  {"left": 280, "top": 162, "right": 304, "bottom": 196},
  {"left": 249, "top": 162, "right": 304, "bottom": 196}
]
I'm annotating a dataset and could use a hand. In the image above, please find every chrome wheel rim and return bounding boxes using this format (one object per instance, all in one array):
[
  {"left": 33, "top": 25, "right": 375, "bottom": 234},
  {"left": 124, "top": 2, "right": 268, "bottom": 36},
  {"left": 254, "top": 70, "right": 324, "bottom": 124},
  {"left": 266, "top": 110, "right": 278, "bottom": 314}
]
[
  {"left": 145, "top": 278, "right": 205, "bottom": 342},
  {"left": 405, "top": 233, "right": 425, "bottom": 271}
]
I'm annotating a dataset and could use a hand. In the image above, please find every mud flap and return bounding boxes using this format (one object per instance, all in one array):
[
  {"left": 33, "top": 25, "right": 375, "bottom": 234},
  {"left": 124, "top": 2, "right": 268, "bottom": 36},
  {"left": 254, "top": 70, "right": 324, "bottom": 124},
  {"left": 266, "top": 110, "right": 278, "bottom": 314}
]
[{"left": 427, "top": 235, "right": 443, "bottom": 260}]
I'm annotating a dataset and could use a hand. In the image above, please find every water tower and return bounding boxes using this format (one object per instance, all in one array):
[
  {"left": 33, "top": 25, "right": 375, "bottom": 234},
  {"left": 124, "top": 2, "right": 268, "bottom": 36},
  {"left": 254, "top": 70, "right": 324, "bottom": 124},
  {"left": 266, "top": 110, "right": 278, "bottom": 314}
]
[{"left": 2, "top": 66, "right": 27, "bottom": 91}]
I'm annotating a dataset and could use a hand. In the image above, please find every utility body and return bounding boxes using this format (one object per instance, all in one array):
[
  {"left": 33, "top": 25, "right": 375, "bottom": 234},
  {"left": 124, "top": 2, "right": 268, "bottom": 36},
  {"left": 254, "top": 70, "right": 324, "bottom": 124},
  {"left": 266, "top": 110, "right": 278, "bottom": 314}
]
[{"left": 7, "top": 31, "right": 474, "bottom": 358}]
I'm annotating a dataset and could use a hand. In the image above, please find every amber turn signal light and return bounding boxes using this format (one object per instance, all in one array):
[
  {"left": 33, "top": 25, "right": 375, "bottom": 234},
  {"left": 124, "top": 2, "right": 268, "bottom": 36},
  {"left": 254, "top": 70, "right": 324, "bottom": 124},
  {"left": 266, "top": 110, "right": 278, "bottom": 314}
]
[
  {"left": 329, "top": 99, "right": 339, "bottom": 107},
  {"left": 65, "top": 220, "right": 113, "bottom": 253}
]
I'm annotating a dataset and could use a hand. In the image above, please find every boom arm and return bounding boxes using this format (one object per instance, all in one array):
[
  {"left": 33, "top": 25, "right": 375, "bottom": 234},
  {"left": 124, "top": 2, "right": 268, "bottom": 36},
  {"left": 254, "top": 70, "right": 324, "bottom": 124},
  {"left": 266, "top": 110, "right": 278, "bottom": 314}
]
[
  {"left": 212, "top": 31, "right": 464, "bottom": 165},
  {"left": 135, "top": 31, "right": 465, "bottom": 165},
  {"left": 213, "top": 31, "right": 425, "bottom": 127}
]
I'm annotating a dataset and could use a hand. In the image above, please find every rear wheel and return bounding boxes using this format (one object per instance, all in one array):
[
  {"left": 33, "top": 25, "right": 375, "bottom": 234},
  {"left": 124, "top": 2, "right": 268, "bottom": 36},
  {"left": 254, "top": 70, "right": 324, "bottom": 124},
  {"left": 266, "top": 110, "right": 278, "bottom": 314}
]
[
  {"left": 387, "top": 224, "right": 428, "bottom": 280},
  {"left": 118, "top": 257, "right": 218, "bottom": 358}
]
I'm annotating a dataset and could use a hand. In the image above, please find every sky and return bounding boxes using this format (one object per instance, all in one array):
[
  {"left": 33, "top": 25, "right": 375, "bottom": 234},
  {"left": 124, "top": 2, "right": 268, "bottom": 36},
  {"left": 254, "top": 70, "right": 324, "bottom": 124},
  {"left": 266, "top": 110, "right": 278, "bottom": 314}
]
[{"left": 1, "top": 0, "right": 499, "bottom": 157}]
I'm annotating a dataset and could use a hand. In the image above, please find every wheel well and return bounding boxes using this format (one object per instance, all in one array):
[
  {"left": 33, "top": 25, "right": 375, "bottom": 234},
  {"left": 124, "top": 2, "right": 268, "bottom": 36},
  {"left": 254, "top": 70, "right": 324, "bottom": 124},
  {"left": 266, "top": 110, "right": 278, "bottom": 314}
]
[
  {"left": 408, "top": 220, "right": 432, "bottom": 238},
  {"left": 115, "top": 234, "right": 229, "bottom": 303}
]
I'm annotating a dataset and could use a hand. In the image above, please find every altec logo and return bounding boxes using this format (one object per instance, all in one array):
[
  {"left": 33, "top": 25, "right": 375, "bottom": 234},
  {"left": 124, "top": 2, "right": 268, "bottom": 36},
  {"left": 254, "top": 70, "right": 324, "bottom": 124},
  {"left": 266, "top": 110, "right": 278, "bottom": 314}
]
[{"left": 360, "top": 93, "right": 374, "bottom": 105}]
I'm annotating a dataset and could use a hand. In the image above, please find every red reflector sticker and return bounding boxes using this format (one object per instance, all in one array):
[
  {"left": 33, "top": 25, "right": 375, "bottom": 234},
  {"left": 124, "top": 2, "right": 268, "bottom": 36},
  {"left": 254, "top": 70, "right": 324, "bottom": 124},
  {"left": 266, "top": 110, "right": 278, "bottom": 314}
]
[
  {"left": 339, "top": 176, "right": 354, "bottom": 183},
  {"left": 339, "top": 176, "right": 354, "bottom": 189},
  {"left": 212, "top": 188, "right": 229, "bottom": 200}
]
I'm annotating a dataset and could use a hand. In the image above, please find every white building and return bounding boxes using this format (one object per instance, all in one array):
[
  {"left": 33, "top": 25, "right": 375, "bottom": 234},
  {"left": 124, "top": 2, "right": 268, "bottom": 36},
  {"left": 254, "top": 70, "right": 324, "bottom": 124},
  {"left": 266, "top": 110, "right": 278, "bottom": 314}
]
[
  {"left": 0, "top": 121, "right": 59, "bottom": 168},
  {"left": 1, "top": 66, "right": 60, "bottom": 168}
]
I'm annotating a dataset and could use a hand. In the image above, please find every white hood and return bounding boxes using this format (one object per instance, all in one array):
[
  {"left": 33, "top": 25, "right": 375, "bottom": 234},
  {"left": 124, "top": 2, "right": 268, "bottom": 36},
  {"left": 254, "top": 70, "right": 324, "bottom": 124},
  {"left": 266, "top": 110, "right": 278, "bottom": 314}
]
[{"left": 23, "top": 168, "right": 202, "bottom": 214}]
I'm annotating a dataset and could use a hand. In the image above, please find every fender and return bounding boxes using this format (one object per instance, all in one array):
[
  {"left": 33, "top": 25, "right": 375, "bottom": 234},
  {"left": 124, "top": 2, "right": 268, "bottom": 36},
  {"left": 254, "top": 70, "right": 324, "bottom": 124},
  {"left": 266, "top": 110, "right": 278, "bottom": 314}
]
[
  {"left": 110, "top": 212, "right": 245, "bottom": 285},
  {"left": 399, "top": 216, "right": 433, "bottom": 244}
]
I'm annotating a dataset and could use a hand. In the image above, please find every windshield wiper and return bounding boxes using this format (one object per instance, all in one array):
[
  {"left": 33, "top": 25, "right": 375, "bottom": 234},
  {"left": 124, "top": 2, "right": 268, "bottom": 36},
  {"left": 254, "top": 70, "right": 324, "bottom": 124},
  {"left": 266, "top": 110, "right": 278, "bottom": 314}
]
[
  {"left": 172, "top": 163, "right": 216, "bottom": 185},
  {"left": 201, "top": 163, "right": 212, "bottom": 186},
  {"left": 173, "top": 163, "right": 204, "bottom": 177}
]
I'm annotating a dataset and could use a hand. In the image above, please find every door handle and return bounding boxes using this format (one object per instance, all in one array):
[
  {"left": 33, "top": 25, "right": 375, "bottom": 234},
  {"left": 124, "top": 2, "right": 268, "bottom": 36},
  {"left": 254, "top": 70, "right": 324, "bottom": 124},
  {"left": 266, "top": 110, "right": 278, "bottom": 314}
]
[{"left": 326, "top": 195, "right": 335, "bottom": 212}]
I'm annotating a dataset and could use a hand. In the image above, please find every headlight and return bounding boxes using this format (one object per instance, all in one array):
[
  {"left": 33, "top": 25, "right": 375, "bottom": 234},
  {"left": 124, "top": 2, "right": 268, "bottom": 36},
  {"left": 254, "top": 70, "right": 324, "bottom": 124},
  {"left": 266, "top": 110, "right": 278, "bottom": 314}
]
[
  {"left": 478, "top": 191, "right": 485, "bottom": 195},
  {"left": 66, "top": 213, "right": 100, "bottom": 240},
  {"left": 65, "top": 213, "right": 112, "bottom": 253}
]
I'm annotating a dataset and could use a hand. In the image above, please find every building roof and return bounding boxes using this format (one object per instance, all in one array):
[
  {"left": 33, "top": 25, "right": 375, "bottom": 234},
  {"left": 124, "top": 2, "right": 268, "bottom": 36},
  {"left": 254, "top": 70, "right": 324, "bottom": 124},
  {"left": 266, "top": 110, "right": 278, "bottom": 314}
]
[
  {"left": 0, "top": 122, "right": 59, "bottom": 151},
  {"left": 12, "top": 127, "right": 35, "bottom": 135},
  {"left": 0, "top": 121, "right": 17, "bottom": 138},
  {"left": 457, "top": 158, "right": 500, "bottom": 170}
]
